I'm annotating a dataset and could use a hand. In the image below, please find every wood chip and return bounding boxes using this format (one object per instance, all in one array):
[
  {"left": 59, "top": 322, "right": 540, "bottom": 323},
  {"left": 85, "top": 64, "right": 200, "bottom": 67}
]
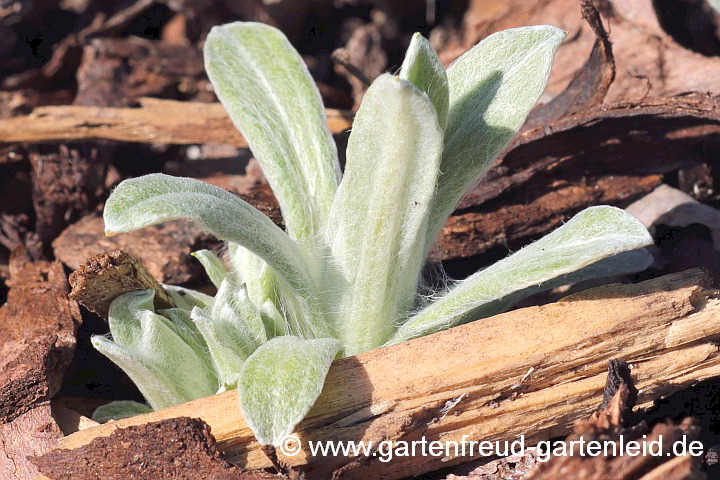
[
  {"left": 54, "top": 215, "right": 218, "bottom": 285},
  {"left": 0, "top": 404, "right": 64, "bottom": 480},
  {"left": 68, "top": 250, "right": 174, "bottom": 319},
  {"left": 32, "top": 417, "right": 282, "bottom": 480},
  {"left": 0, "top": 247, "right": 81, "bottom": 424}
]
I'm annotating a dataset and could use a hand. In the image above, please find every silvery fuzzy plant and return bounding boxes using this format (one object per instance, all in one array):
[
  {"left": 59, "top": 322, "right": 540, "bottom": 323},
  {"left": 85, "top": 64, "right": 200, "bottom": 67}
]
[{"left": 91, "top": 22, "right": 654, "bottom": 446}]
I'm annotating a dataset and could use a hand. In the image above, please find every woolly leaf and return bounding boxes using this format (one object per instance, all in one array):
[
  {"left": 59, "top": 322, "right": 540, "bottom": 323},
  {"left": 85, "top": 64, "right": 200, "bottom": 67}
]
[
  {"left": 399, "top": 32, "right": 449, "bottom": 128},
  {"left": 191, "top": 279, "right": 267, "bottom": 388},
  {"left": 158, "top": 307, "right": 211, "bottom": 366},
  {"left": 92, "top": 291, "right": 218, "bottom": 410},
  {"left": 391, "top": 206, "right": 653, "bottom": 344},
  {"left": 205, "top": 22, "right": 341, "bottom": 239},
  {"left": 104, "top": 174, "right": 323, "bottom": 332},
  {"left": 326, "top": 74, "right": 444, "bottom": 354},
  {"left": 191, "top": 249, "right": 227, "bottom": 288},
  {"left": 92, "top": 401, "right": 153, "bottom": 423},
  {"left": 228, "top": 242, "right": 286, "bottom": 338},
  {"left": 163, "top": 284, "right": 214, "bottom": 310},
  {"left": 239, "top": 336, "right": 339, "bottom": 445},
  {"left": 425, "top": 25, "right": 566, "bottom": 251}
]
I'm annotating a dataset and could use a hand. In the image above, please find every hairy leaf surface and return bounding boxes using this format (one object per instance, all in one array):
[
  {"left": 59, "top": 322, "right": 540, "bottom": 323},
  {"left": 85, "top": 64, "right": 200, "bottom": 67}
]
[
  {"left": 191, "top": 249, "right": 228, "bottom": 288},
  {"left": 399, "top": 33, "right": 449, "bottom": 128},
  {"left": 426, "top": 25, "right": 566, "bottom": 251},
  {"left": 239, "top": 336, "right": 339, "bottom": 445},
  {"left": 104, "top": 174, "right": 329, "bottom": 337},
  {"left": 205, "top": 22, "right": 340, "bottom": 239},
  {"left": 392, "top": 207, "right": 653, "bottom": 344},
  {"left": 326, "top": 74, "right": 444, "bottom": 354},
  {"left": 191, "top": 279, "right": 267, "bottom": 388}
]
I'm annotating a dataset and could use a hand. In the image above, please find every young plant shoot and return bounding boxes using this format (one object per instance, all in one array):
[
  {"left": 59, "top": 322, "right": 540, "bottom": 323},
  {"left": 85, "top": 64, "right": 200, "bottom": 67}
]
[{"left": 93, "top": 22, "right": 654, "bottom": 448}]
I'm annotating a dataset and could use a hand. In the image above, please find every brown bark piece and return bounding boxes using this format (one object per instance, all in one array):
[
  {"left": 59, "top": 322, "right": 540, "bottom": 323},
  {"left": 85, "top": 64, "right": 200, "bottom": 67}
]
[
  {"left": 524, "top": 0, "right": 615, "bottom": 129},
  {"left": 0, "top": 404, "right": 64, "bottom": 480},
  {"left": 528, "top": 385, "right": 705, "bottom": 479},
  {"left": 56, "top": 269, "right": 720, "bottom": 480},
  {"left": 444, "top": 451, "right": 540, "bottom": 480},
  {"left": 68, "top": 250, "right": 175, "bottom": 319},
  {"left": 447, "top": 0, "right": 720, "bottom": 102},
  {"left": 73, "top": 37, "right": 212, "bottom": 107},
  {"left": 31, "top": 417, "right": 281, "bottom": 480},
  {"left": 431, "top": 93, "right": 720, "bottom": 262},
  {"left": 0, "top": 248, "right": 81, "bottom": 424},
  {"left": 54, "top": 214, "right": 218, "bottom": 285},
  {"left": 29, "top": 143, "right": 110, "bottom": 245}
]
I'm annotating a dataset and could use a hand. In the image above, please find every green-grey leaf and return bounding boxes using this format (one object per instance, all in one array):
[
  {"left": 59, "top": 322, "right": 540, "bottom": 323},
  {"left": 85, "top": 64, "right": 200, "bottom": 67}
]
[
  {"left": 92, "top": 400, "right": 153, "bottom": 423},
  {"left": 158, "top": 307, "right": 211, "bottom": 366},
  {"left": 399, "top": 32, "right": 449, "bottom": 128},
  {"left": 228, "top": 242, "right": 286, "bottom": 338},
  {"left": 93, "top": 291, "right": 219, "bottom": 410},
  {"left": 425, "top": 25, "right": 566, "bottom": 252},
  {"left": 205, "top": 22, "right": 341, "bottom": 240},
  {"left": 239, "top": 336, "right": 340, "bottom": 446},
  {"left": 104, "top": 174, "right": 323, "bottom": 332},
  {"left": 326, "top": 74, "right": 444, "bottom": 354},
  {"left": 163, "top": 284, "right": 214, "bottom": 310},
  {"left": 190, "top": 279, "right": 267, "bottom": 388},
  {"left": 391, "top": 206, "right": 653, "bottom": 345},
  {"left": 191, "top": 249, "right": 228, "bottom": 288}
]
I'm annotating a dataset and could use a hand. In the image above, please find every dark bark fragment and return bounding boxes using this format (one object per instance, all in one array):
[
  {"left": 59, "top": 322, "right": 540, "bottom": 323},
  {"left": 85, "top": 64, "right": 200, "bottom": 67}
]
[
  {"left": 29, "top": 143, "right": 110, "bottom": 245},
  {"left": 529, "top": 381, "right": 705, "bottom": 479},
  {"left": 32, "top": 416, "right": 282, "bottom": 480},
  {"left": 68, "top": 250, "right": 174, "bottom": 319},
  {"left": 431, "top": 94, "right": 720, "bottom": 264},
  {"left": 0, "top": 247, "right": 81, "bottom": 424},
  {"left": 54, "top": 214, "right": 218, "bottom": 285},
  {"left": 0, "top": 403, "right": 64, "bottom": 480},
  {"left": 73, "top": 37, "right": 213, "bottom": 107}
]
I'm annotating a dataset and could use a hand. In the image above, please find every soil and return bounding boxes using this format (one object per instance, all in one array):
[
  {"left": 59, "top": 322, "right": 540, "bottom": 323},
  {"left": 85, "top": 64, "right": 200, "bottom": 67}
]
[{"left": 2, "top": 0, "right": 720, "bottom": 479}]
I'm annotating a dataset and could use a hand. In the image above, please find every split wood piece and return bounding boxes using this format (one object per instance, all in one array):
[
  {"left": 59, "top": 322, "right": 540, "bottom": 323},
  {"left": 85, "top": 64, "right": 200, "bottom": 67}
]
[
  {"left": 68, "top": 250, "right": 174, "bottom": 319},
  {"left": 52, "top": 269, "right": 720, "bottom": 480},
  {"left": 0, "top": 98, "right": 353, "bottom": 146}
]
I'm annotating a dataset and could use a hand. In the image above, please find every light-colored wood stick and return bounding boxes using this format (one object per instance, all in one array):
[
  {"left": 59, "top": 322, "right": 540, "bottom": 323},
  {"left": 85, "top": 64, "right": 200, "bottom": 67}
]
[
  {"left": 53, "top": 269, "right": 720, "bottom": 480},
  {"left": 0, "top": 98, "right": 353, "bottom": 147}
]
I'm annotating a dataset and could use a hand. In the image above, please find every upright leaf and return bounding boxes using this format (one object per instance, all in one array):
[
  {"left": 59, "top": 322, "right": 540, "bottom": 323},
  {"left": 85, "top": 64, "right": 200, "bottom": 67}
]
[
  {"left": 163, "top": 284, "right": 214, "bottom": 311},
  {"left": 425, "top": 25, "right": 566, "bottom": 251},
  {"left": 239, "top": 336, "right": 340, "bottom": 446},
  {"left": 326, "top": 74, "right": 444, "bottom": 354},
  {"left": 391, "top": 207, "right": 653, "bottom": 344},
  {"left": 205, "top": 22, "right": 341, "bottom": 239},
  {"left": 191, "top": 279, "right": 267, "bottom": 388},
  {"left": 104, "top": 174, "right": 330, "bottom": 338},
  {"left": 399, "top": 33, "right": 449, "bottom": 128},
  {"left": 228, "top": 242, "right": 286, "bottom": 338},
  {"left": 191, "top": 249, "right": 228, "bottom": 288}
]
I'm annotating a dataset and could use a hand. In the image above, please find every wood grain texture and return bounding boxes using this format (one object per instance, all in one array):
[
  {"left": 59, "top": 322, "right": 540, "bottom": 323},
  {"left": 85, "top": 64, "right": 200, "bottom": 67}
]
[
  {"left": 0, "top": 98, "right": 353, "bottom": 147},
  {"left": 52, "top": 269, "right": 720, "bottom": 480}
]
